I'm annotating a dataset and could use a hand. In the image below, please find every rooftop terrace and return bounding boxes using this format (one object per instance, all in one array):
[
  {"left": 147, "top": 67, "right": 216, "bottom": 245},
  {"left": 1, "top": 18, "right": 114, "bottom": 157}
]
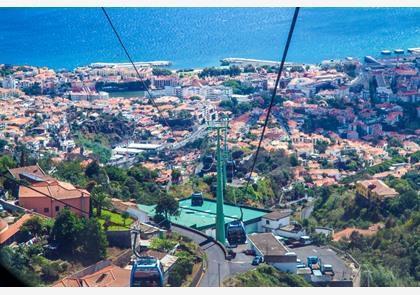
[{"left": 138, "top": 197, "right": 269, "bottom": 230}]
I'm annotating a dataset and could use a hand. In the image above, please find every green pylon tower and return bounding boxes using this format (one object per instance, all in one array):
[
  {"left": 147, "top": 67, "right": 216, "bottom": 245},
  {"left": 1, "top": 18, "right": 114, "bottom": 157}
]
[
  {"left": 222, "top": 118, "right": 229, "bottom": 192},
  {"left": 208, "top": 120, "right": 227, "bottom": 245}
]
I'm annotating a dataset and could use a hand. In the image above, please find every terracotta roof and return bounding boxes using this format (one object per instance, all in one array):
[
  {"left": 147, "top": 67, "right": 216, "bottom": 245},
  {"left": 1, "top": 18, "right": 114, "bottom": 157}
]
[
  {"left": 333, "top": 223, "right": 383, "bottom": 242},
  {"left": 54, "top": 265, "right": 130, "bottom": 287},
  {"left": 8, "top": 164, "right": 46, "bottom": 180},
  {"left": 357, "top": 179, "right": 399, "bottom": 198},
  {"left": 0, "top": 218, "right": 8, "bottom": 233},
  {"left": 19, "top": 181, "right": 90, "bottom": 200},
  {"left": 0, "top": 214, "right": 32, "bottom": 244}
]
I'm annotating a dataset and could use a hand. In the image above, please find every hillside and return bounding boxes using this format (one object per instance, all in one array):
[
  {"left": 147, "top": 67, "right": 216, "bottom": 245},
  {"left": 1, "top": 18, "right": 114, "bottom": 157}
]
[{"left": 223, "top": 265, "right": 311, "bottom": 287}]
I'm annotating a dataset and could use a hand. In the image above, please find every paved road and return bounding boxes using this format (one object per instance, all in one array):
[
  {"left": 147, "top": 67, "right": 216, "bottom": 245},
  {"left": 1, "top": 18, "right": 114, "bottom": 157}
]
[
  {"left": 169, "top": 125, "right": 208, "bottom": 150},
  {"left": 172, "top": 225, "right": 253, "bottom": 287},
  {"left": 292, "top": 245, "right": 354, "bottom": 281}
]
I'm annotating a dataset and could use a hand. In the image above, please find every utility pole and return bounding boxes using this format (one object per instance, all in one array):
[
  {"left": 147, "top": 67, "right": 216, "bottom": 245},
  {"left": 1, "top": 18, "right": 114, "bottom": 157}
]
[
  {"left": 218, "top": 262, "right": 221, "bottom": 287},
  {"left": 208, "top": 120, "right": 228, "bottom": 245}
]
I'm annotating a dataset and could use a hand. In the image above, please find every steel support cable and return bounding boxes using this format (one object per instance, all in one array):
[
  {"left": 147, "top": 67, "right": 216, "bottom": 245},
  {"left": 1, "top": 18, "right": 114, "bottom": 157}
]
[
  {"left": 241, "top": 7, "right": 300, "bottom": 219},
  {"left": 101, "top": 7, "right": 174, "bottom": 137}
]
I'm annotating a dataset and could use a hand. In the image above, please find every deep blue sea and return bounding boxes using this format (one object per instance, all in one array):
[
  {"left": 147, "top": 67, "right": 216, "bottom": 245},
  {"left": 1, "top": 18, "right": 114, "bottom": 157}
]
[{"left": 0, "top": 8, "right": 419, "bottom": 70}]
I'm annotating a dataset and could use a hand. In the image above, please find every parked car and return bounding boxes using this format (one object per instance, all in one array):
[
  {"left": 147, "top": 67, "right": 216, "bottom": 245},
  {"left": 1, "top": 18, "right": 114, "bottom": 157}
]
[
  {"left": 299, "top": 235, "right": 312, "bottom": 245},
  {"left": 321, "top": 264, "right": 335, "bottom": 276},
  {"left": 243, "top": 249, "right": 256, "bottom": 256},
  {"left": 227, "top": 249, "right": 237, "bottom": 260},
  {"left": 252, "top": 256, "right": 264, "bottom": 266}
]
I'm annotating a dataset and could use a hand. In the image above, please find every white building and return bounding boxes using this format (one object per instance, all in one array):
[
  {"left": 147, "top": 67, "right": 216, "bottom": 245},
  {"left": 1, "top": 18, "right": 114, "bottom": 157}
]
[
  {"left": 2, "top": 77, "right": 17, "bottom": 89},
  {"left": 66, "top": 88, "right": 109, "bottom": 101},
  {"left": 248, "top": 233, "right": 297, "bottom": 273},
  {"left": 259, "top": 211, "right": 292, "bottom": 233},
  {"left": 181, "top": 85, "right": 233, "bottom": 100}
]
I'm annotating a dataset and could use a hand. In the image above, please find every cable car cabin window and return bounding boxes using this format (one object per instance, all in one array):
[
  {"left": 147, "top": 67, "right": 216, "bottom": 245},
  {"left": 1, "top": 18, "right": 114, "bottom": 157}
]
[
  {"left": 191, "top": 192, "right": 203, "bottom": 206},
  {"left": 132, "top": 270, "right": 161, "bottom": 287},
  {"left": 226, "top": 221, "right": 247, "bottom": 244}
]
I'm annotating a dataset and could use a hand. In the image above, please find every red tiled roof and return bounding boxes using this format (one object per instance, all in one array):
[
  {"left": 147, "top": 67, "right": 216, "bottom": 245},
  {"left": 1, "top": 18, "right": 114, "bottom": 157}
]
[
  {"left": 54, "top": 265, "right": 130, "bottom": 287},
  {"left": 0, "top": 214, "right": 32, "bottom": 245},
  {"left": 8, "top": 164, "right": 46, "bottom": 180}
]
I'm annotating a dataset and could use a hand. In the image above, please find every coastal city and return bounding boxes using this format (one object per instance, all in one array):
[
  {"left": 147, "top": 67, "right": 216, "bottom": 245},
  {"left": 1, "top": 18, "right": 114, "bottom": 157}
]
[{"left": 0, "top": 46, "right": 419, "bottom": 287}]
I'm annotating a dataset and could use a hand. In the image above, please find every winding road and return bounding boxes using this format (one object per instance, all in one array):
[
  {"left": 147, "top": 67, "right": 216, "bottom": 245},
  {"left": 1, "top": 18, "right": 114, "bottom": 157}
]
[{"left": 172, "top": 225, "right": 253, "bottom": 287}]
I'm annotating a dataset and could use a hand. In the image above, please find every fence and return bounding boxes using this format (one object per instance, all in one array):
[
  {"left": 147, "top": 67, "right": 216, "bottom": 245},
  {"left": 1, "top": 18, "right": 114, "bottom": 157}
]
[
  {"left": 172, "top": 223, "right": 228, "bottom": 258},
  {"left": 189, "top": 247, "right": 207, "bottom": 287},
  {"left": 327, "top": 244, "right": 361, "bottom": 287}
]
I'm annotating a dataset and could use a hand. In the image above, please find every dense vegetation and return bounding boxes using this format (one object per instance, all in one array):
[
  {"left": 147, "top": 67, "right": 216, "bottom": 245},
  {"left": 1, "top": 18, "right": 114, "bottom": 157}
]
[
  {"left": 223, "top": 265, "right": 311, "bottom": 287},
  {"left": 52, "top": 160, "right": 167, "bottom": 206},
  {"left": 308, "top": 168, "right": 420, "bottom": 286},
  {"left": 0, "top": 210, "right": 108, "bottom": 286},
  {"left": 95, "top": 80, "right": 151, "bottom": 92},
  {"left": 198, "top": 66, "right": 241, "bottom": 78},
  {"left": 223, "top": 80, "right": 256, "bottom": 95},
  {"left": 152, "top": 68, "right": 173, "bottom": 76},
  {"left": 149, "top": 235, "right": 201, "bottom": 287},
  {"left": 219, "top": 97, "right": 252, "bottom": 116}
]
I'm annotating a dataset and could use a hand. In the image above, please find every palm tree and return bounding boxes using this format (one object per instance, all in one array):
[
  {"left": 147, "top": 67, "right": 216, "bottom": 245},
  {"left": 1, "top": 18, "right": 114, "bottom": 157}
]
[
  {"left": 91, "top": 190, "right": 110, "bottom": 217},
  {"left": 121, "top": 211, "right": 129, "bottom": 226}
]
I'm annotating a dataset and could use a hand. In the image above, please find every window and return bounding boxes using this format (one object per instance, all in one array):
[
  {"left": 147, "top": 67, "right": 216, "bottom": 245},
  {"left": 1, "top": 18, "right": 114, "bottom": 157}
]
[
  {"left": 266, "top": 220, "right": 270, "bottom": 225},
  {"left": 55, "top": 206, "right": 60, "bottom": 212},
  {"left": 44, "top": 208, "right": 49, "bottom": 213}
]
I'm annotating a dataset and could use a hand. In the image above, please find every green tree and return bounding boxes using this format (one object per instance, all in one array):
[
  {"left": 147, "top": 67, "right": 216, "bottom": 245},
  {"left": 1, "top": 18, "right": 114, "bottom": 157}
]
[
  {"left": 155, "top": 194, "right": 179, "bottom": 223},
  {"left": 0, "top": 139, "right": 7, "bottom": 153},
  {"left": 152, "top": 68, "right": 172, "bottom": 76},
  {"left": 121, "top": 211, "right": 129, "bottom": 226},
  {"left": 85, "top": 160, "right": 101, "bottom": 178},
  {"left": 51, "top": 209, "right": 83, "bottom": 256},
  {"left": 20, "top": 216, "right": 48, "bottom": 238},
  {"left": 0, "top": 155, "right": 16, "bottom": 174},
  {"left": 90, "top": 189, "right": 110, "bottom": 217},
  {"left": 54, "top": 161, "right": 88, "bottom": 187},
  {"left": 314, "top": 140, "right": 329, "bottom": 154},
  {"left": 103, "top": 214, "right": 111, "bottom": 231},
  {"left": 171, "top": 169, "right": 181, "bottom": 183},
  {"left": 290, "top": 154, "right": 299, "bottom": 167},
  {"left": 79, "top": 218, "right": 108, "bottom": 262},
  {"left": 409, "top": 151, "right": 420, "bottom": 164}
]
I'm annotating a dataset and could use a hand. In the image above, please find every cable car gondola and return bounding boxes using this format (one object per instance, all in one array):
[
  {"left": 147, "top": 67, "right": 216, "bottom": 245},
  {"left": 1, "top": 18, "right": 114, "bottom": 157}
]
[
  {"left": 130, "top": 230, "right": 164, "bottom": 287},
  {"left": 191, "top": 191, "right": 204, "bottom": 206},
  {"left": 225, "top": 220, "right": 247, "bottom": 246},
  {"left": 130, "top": 256, "right": 164, "bottom": 287}
]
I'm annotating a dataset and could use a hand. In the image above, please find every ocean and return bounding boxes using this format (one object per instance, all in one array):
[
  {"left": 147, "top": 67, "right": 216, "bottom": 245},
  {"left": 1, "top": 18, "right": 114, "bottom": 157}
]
[{"left": 0, "top": 8, "right": 419, "bottom": 70}]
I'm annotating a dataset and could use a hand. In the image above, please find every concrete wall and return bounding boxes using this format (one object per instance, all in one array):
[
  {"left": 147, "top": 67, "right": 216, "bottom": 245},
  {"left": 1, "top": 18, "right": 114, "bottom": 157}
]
[
  {"left": 245, "top": 222, "right": 259, "bottom": 234},
  {"left": 106, "top": 230, "right": 131, "bottom": 248},
  {"left": 315, "top": 227, "right": 334, "bottom": 237},
  {"left": 272, "top": 262, "right": 297, "bottom": 274},
  {"left": 274, "top": 228, "right": 306, "bottom": 239},
  {"left": 260, "top": 216, "right": 290, "bottom": 232}
]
